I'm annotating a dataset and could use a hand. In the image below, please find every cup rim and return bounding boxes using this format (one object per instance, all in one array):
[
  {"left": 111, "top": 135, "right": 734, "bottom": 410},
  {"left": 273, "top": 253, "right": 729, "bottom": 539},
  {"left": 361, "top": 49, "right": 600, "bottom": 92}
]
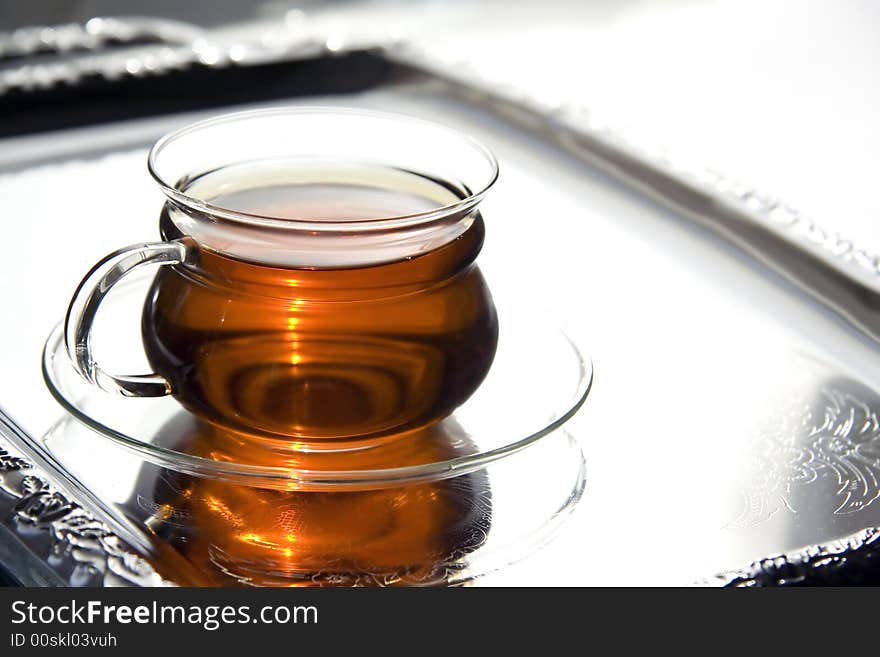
[{"left": 146, "top": 106, "right": 500, "bottom": 232}]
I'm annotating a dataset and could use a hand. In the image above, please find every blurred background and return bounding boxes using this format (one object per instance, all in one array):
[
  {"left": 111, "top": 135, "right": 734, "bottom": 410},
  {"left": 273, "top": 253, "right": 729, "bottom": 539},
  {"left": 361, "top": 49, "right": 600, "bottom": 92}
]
[{"left": 2, "top": 0, "right": 879, "bottom": 249}]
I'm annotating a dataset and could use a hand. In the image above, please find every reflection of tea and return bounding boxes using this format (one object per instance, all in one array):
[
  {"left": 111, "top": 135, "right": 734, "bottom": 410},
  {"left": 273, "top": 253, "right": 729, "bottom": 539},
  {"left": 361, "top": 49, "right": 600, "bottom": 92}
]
[
  {"left": 144, "top": 416, "right": 492, "bottom": 586},
  {"left": 142, "top": 164, "right": 498, "bottom": 444}
]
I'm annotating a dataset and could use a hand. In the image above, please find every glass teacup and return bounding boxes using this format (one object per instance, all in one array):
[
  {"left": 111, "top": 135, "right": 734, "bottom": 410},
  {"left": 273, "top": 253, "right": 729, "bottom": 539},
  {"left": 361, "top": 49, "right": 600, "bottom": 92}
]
[{"left": 65, "top": 108, "right": 500, "bottom": 448}]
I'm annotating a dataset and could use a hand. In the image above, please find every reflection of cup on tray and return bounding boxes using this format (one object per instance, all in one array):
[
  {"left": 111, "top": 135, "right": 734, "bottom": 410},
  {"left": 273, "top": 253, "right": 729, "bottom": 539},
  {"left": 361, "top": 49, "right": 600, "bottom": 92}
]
[
  {"left": 138, "top": 413, "right": 491, "bottom": 586},
  {"left": 63, "top": 108, "right": 500, "bottom": 448}
]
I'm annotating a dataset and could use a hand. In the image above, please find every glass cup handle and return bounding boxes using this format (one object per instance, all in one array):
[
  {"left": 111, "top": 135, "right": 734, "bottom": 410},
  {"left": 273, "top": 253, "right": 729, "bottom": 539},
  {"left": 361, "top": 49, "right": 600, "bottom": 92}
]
[{"left": 64, "top": 241, "right": 188, "bottom": 397}]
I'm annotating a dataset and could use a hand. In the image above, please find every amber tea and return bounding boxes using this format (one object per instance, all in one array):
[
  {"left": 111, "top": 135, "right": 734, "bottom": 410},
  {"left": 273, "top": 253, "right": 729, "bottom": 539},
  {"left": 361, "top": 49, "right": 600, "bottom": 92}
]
[
  {"left": 142, "top": 162, "right": 499, "bottom": 444},
  {"left": 63, "top": 108, "right": 501, "bottom": 449},
  {"left": 141, "top": 415, "right": 491, "bottom": 586}
]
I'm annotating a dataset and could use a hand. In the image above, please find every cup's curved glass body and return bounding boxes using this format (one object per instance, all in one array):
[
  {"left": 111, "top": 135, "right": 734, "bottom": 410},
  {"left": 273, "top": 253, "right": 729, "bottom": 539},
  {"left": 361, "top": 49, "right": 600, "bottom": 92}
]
[
  {"left": 64, "top": 108, "right": 500, "bottom": 449},
  {"left": 144, "top": 209, "right": 498, "bottom": 443}
]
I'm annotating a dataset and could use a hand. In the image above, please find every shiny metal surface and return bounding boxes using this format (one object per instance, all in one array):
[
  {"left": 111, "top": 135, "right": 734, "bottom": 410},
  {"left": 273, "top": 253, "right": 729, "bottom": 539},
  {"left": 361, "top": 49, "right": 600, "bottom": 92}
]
[
  {"left": 0, "top": 13, "right": 346, "bottom": 95},
  {"left": 387, "top": 43, "right": 880, "bottom": 346},
  {"left": 0, "top": 16, "right": 203, "bottom": 61},
  {"left": 0, "top": 409, "right": 172, "bottom": 586},
  {"left": 707, "top": 527, "right": 880, "bottom": 587},
  {"left": 2, "top": 75, "right": 880, "bottom": 583}
]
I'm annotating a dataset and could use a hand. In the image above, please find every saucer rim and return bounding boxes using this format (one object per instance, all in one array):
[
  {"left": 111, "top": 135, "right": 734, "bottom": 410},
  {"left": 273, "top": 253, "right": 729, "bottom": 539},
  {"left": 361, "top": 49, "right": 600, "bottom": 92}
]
[{"left": 42, "top": 320, "right": 592, "bottom": 491}]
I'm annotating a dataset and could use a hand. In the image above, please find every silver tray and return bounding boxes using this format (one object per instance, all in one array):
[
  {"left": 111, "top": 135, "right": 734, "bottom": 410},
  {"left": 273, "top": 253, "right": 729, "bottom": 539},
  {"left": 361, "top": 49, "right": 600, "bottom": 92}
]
[{"left": 2, "top": 32, "right": 880, "bottom": 586}]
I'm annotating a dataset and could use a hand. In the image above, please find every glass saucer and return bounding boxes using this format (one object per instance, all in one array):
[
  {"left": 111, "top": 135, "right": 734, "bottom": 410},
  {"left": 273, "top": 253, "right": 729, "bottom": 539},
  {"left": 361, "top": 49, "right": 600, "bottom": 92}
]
[
  {"left": 41, "top": 414, "right": 587, "bottom": 586},
  {"left": 42, "top": 284, "right": 592, "bottom": 492}
]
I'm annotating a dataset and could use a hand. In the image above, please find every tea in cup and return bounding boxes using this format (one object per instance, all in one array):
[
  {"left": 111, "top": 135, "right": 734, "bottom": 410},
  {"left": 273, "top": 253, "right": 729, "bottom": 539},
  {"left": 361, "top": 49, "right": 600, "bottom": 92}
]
[{"left": 64, "top": 108, "right": 500, "bottom": 447}]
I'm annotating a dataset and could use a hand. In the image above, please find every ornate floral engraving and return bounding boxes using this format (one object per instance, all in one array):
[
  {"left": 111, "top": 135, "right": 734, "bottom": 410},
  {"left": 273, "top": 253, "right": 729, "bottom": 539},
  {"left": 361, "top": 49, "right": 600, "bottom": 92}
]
[
  {"left": 729, "top": 379, "right": 880, "bottom": 528},
  {"left": 0, "top": 426, "right": 169, "bottom": 586}
]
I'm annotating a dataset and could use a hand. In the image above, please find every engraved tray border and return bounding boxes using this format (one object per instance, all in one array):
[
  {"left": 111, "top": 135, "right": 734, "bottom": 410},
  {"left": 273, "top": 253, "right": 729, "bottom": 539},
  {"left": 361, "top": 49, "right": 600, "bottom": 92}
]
[{"left": 0, "top": 408, "right": 169, "bottom": 586}]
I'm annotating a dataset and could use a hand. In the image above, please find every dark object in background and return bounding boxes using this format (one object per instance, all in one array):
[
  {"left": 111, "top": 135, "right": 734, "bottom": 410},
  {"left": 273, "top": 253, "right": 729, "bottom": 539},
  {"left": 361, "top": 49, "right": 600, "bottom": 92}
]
[
  {"left": 0, "top": 51, "right": 395, "bottom": 137},
  {"left": 0, "top": 0, "right": 270, "bottom": 32}
]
